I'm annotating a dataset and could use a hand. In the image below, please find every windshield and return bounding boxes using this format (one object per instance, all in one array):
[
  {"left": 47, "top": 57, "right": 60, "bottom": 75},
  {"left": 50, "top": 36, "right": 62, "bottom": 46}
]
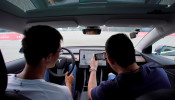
[
  {"left": 0, "top": 26, "right": 152, "bottom": 62},
  {"left": 58, "top": 26, "right": 153, "bottom": 47}
]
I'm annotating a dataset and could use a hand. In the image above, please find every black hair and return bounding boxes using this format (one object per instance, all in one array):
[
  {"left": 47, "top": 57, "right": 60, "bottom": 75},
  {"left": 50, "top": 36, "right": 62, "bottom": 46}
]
[
  {"left": 22, "top": 25, "right": 63, "bottom": 66},
  {"left": 105, "top": 33, "right": 135, "bottom": 68}
]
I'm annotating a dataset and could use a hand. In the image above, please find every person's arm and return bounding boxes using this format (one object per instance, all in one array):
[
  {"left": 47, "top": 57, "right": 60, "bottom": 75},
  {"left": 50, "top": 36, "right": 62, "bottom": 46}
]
[
  {"left": 88, "top": 54, "right": 98, "bottom": 100},
  {"left": 65, "top": 72, "right": 74, "bottom": 97}
]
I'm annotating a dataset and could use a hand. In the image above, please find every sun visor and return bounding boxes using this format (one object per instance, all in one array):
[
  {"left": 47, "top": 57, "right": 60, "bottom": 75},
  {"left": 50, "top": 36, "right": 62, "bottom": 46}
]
[
  {"left": 26, "top": 20, "right": 78, "bottom": 29},
  {"left": 105, "top": 19, "right": 167, "bottom": 27}
]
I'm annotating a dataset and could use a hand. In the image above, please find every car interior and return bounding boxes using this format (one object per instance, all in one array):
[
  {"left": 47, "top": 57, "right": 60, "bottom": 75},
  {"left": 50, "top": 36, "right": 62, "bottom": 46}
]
[{"left": 1, "top": 0, "right": 175, "bottom": 100}]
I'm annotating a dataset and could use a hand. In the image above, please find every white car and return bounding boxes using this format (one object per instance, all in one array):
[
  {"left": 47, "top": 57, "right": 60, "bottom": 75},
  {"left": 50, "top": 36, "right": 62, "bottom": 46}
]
[{"left": 0, "top": 0, "right": 175, "bottom": 100}]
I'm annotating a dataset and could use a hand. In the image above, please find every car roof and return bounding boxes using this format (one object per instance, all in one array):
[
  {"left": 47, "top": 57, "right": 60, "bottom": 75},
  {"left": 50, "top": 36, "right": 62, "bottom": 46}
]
[
  {"left": 1, "top": 0, "right": 175, "bottom": 17},
  {"left": 0, "top": 0, "right": 175, "bottom": 34},
  {"left": 0, "top": 0, "right": 175, "bottom": 56}
]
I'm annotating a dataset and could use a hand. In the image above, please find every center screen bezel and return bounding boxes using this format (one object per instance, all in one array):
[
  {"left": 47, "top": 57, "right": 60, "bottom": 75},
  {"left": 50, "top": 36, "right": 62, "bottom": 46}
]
[{"left": 79, "top": 49, "right": 106, "bottom": 68}]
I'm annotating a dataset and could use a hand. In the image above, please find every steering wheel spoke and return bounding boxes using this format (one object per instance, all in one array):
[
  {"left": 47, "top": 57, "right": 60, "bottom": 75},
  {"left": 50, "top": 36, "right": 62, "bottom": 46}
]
[
  {"left": 67, "top": 58, "right": 73, "bottom": 63},
  {"left": 57, "top": 69, "right": 64, "bottom": 74}
]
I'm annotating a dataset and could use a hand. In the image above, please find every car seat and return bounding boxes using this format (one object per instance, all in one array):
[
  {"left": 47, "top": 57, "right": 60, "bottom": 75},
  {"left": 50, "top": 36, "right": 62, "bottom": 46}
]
[
  {"left": 135, "top": 88, "right": 175, "bottom": 100},
  {"left": 0, "top": 49, "right": 31, "bottom": 100}
]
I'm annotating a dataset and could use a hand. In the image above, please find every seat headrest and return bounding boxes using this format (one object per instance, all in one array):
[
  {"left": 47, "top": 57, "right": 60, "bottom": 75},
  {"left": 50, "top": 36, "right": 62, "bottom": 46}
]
[
  {"left": 135, "top": 88, "right": 175, "bottom": 100},
  {"left": 0, "top": 49, "right": 7, "bottom": 95}
]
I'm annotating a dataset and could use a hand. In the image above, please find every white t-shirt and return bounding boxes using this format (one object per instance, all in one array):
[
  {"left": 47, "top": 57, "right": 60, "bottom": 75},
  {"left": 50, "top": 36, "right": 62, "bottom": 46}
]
[{"left": 6, "top": 74, "right": 72, "bottom": 100}]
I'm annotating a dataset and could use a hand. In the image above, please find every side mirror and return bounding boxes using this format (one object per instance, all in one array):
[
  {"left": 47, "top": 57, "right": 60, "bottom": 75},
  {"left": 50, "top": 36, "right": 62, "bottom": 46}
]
[
  {"left": 154, "top": 45, "right": 165, "bottom": 55},
  {"left": 155, "top": 45, "right": 175, "bottom": 56},
  {"left": 83, "top": 26, "right": 101, "bottom": 35}
]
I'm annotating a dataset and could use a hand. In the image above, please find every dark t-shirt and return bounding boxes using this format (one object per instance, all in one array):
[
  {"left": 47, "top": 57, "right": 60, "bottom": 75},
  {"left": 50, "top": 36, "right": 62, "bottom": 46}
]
[{"left": 91, "top": 62, "right": 171, "bottom": 100}]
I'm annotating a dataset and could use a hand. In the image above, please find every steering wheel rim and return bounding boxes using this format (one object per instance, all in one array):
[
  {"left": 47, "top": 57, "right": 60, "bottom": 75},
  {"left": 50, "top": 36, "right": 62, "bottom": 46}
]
[{"left": 48, "top": 47, "right": 75, "bottom": 77}]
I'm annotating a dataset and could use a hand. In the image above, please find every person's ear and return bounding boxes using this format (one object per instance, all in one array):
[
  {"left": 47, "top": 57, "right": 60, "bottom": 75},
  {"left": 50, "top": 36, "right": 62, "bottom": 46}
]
[
  {"left": 45, "top": 53, "right": 53, "bottom": 62},
  {"left": 107, "top": 56, "right": 115, "bottom": 65}
]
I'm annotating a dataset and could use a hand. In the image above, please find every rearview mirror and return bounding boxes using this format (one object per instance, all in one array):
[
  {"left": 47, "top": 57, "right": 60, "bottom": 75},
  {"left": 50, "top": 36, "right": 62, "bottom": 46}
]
[
  {"left": 130, "top": 32, "right": 137, "bottom": 39},
  {"left": 83, "top": 26, "right": 101, "bottom": 35},
  {"left": 130, "top": 29, "right": 140, "bottom": 39}
]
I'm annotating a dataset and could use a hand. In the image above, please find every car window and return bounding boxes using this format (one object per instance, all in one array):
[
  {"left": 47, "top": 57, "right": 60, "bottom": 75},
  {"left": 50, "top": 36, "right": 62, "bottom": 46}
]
[
  {"left": 0, "top": 29, "right": 24, "bottom": 62},
  {"left": 152, "top": 33, "right": 175, "bottom": 61}
]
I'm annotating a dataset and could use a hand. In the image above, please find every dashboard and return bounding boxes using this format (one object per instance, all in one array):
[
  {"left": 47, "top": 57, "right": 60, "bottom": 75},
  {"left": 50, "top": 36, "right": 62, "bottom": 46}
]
[
  {"left": 79, "top": 49, "right": 106, "bottom": 68},
  {"left": 60, "top": 46, "right": 146, "bottom": 68}
]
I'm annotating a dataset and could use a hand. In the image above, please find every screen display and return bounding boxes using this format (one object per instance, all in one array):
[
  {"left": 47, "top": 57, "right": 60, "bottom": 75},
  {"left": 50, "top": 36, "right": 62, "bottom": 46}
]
[{"left": 79, "top": 49, "right": 106, "bottom": 68}]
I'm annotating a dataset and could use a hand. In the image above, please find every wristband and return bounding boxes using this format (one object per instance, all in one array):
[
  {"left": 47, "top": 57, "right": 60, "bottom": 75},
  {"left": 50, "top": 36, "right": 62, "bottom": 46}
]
[{"left": 89, "top": 67, "right": 97, "bottom": 72}]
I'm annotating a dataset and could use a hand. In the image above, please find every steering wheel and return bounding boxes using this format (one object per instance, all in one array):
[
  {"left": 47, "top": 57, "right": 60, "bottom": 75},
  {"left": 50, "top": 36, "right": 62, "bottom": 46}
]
[{"left": 48, "top": 47, "right": 75, "bottom": 77}]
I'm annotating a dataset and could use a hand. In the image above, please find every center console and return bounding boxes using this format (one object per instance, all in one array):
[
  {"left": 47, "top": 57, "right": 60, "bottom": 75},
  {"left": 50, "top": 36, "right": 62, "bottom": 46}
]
[{"left": 79, "top": 49, "right": 106, "bottom": 100}]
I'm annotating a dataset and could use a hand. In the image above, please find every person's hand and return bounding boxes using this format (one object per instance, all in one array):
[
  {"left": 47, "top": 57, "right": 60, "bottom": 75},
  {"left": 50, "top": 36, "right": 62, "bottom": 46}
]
[
  {"left": 90, "top": 54, "right": 99, "bottom": 69},
  {"left": 65, "top": 72, "right": 74, "bottom": 86}
]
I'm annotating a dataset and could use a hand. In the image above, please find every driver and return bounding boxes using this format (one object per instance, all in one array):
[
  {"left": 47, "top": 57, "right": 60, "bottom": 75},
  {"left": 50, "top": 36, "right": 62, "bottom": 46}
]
[
  {"left": 88, "top": 33, "right": 171, "bottom": 100},
  {"left": 6, "top": 25, "right": 74, "bottom": 100}
]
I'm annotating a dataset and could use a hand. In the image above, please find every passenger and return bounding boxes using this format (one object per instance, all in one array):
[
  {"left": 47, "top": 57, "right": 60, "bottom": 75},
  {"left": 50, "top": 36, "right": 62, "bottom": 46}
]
[
  {"left": 6, "top": 25, "right": 74, "bottom": 100},
  {"left": 88, "top": 33, "right": 171, "bottom": 100}
]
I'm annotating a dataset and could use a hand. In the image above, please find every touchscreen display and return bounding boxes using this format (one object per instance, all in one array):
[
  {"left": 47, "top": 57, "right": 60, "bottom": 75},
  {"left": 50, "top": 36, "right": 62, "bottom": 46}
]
[{"left": 79, "top": 49, "right": 106, "bottom": 68}]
